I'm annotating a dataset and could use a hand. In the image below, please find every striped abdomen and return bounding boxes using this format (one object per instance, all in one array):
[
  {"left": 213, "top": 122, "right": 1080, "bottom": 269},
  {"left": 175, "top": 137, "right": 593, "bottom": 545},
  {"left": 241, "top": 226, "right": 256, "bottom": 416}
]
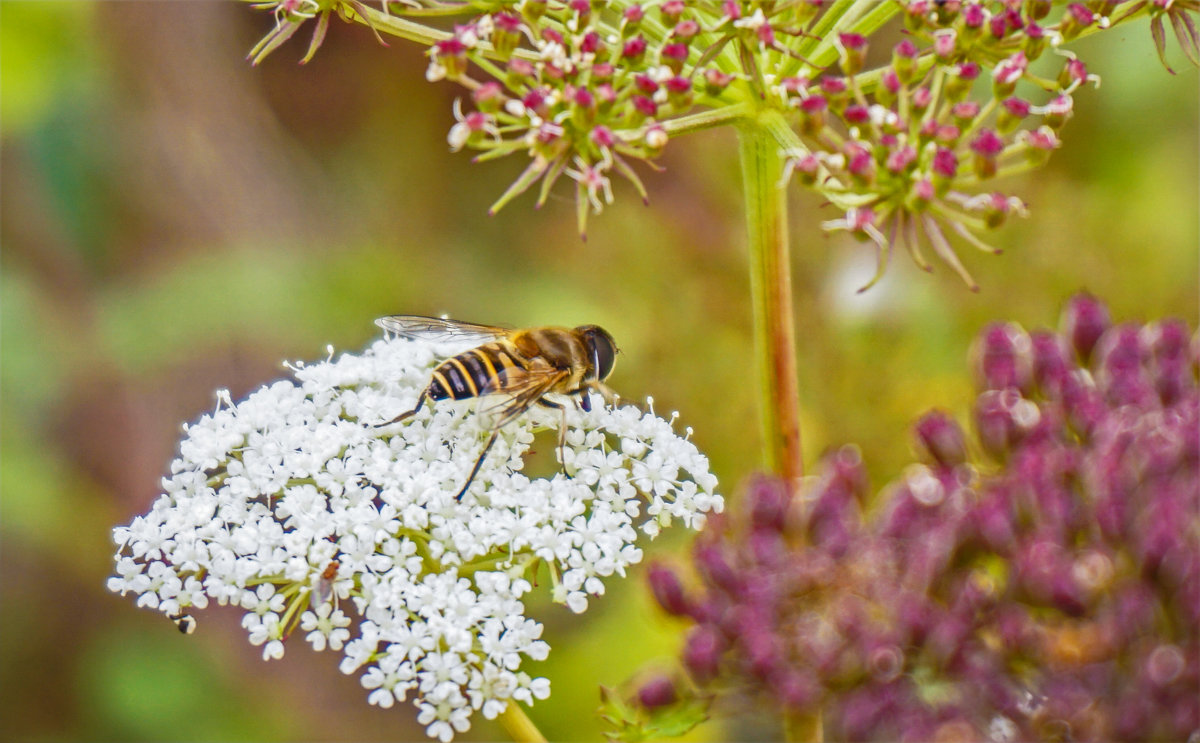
[{"left": 428, "top": 342, "right": 525, "bottom": 401}]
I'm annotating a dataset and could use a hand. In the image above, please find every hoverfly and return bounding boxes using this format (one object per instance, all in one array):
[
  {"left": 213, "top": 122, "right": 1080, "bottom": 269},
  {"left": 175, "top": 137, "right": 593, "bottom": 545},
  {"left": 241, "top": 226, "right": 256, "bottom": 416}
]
[{"left": 375, "top": 315, "right": 620, "bottom": 500}]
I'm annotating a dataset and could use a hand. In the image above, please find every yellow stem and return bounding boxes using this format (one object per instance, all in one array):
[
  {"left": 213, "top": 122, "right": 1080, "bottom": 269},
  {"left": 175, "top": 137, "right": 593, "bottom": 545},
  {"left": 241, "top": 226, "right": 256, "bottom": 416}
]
[{"left": 498, "top": 702, "right": 548, "bottom": 743}]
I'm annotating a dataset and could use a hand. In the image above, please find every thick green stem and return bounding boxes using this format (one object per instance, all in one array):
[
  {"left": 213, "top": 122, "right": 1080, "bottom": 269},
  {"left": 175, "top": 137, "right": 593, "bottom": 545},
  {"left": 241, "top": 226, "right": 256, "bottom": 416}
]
[
  {"left": 738, "top": 112, "right": 803, "bottom": 490},
  {"left": 499, "top": 702, "right": 547, "bottom": 743}
]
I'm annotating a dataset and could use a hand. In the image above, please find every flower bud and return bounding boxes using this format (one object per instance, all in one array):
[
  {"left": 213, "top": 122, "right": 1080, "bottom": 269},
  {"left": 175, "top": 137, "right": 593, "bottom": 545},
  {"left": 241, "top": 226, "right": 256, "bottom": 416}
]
[
  {"left": 934, "top": 29, "right": 958, "bottom": 60},
  {"left": 746, "top": 474, "right": 790, "bottom": 531},
  {"left": 993, "top": 51, "right": 1027, "bottom": 97},
  {"left": 946, "top": 62, "right": 980, "bottom": 101},
  {"left": 1030, "top": 331, "right": 1072, "bottom": 399},
  {"left": 970, "top": 128, "right": 1005, "bottom": 179},
  {"left": 631, "top": 94, "right": 657, "bottom": 121},
  {"left": 914, "top": 410, "right": 968, "bottom": 467},
  {"left": 1060, "top": 3, "right": 1096, "bottom": 40},
  {"left": 433, "top": 39, "right": 469, "bottom": 80},
  {"left": 904, "top": 0, "right": 932, "bottom": 31},
  {"left": 989, "top": 12, "right": 1009, "bottom": 40},
  {"left": 1060, "top": 293, "right": 1111, "bottom": 363},
  {"left": 694, "top": 542, "right": 740, "bottom": 594},
  {"left": 506, "top": 57, "right": 536, "bottom": 89},
  {"left": 971, "top": 322, "right": 1034, "bottom": 391},
  {"left": 660, "top": 0, "right": 685, "bottom": 25},
  {"left": 1024, "top": 0, "right": 1052, "bottom": 20},
  {"left": 521, "top": 0, "right": 547, "bottom": 24},
  {"left": 972, "top": 490, "right": 1016, "bottom": 552},
  {"left": 589, "top": 125, "right": 616, "bottom": 149},
  {"left": 997, "top": 97, "right": 1030, "bottom": 134},
  {"left": 568, "top": 0, "right": 591, "bottom": 23},
  {"left": 798, "top": 95, "right": 828, "bottom": 135},
  {"left": 878, "top": 69, "right": 902, "bottom": 107},
  {"left": 662, "top": 43, "right": 689, "bottom": 74},
  {"left": 838, "top": 33, "right": 868, "bottom": 75},
  {"left": 636, "top": 675, "right": 678, "bottom": 708},
  {"left": 974, "top": 388, "right": 1038, "bottom": 459},
  {"left": 704, "top": 68, "right": 734, "bottom": 97},
  {"left": 1023, "top": 21, "right": 1048, "bottom": 59},
  {"left": 665, "top": 75, "right": 693, "bottom": 107},
  {"left": 911, "top": 85, "right": 933, "bottom": 113},
  {"left": 891, "top": 39, "right": 920, "bottom": 84},
  {"left": 1094, "top": 324, "right": 1155, "bottom": 407},
  {"left": 952, "top": 100, "right": 981, "bottom": 125},
  {"left": 886, "top": 145, "right": 917, "bottom": 175},
  {"left": 491, "top": 12, "right": 523, "bottom": 60},
  {"left": 622, "top": 35, "right": 647, "bottom": 63},
  {"left": 1059, "top": 57, "right": 1090, "bottom": 90},
  {"left": 648, "top": 563, "right": 691, "bottom": 616},
  {"left": 614, "top": 8, "right": 641, "bottom": 39},
  {"left": 683, "top": 624, "right": 724, "bottom": 682},
  {"left": 674, "top": 19, "right": 700, "bottom": 40},
  {"left": 472, "top": 81, "right": 505, "bottom": 113}
]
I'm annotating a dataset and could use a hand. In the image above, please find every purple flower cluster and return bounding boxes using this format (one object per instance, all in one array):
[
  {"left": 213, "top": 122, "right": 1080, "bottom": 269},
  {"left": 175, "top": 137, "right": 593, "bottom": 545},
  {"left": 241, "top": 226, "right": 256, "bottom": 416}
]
[{"left": 650, "top": 294, "right": 1199, "bottom": 741}]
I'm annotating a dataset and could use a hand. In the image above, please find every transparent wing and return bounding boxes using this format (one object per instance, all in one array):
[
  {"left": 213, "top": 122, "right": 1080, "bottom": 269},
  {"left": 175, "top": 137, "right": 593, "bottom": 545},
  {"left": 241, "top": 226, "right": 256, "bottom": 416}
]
[
  {"left": 479, "top": 367, "right": 568, "bottom": 429},
  {"left": 375, "top": 315, "right": 510, "bottom": 344}
]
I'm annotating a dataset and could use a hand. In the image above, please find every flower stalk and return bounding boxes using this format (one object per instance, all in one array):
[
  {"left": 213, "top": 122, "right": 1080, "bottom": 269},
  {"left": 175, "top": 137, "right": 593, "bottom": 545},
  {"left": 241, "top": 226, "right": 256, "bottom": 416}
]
[
  {"left": 498, "top": 702, "right": 547, "bottom": 743},
  {"left": 739, "top": 111, "right": 803, "bottom": 491}
]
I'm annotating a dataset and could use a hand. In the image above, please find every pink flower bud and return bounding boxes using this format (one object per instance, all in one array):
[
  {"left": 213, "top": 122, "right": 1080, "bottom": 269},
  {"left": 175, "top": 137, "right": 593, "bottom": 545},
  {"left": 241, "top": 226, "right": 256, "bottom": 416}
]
[
  {"left": 637, "top": 675, "right": 678, "bottom": 708},
  {"left": 932, "top": 147, "right": 958, "bottom": 178},
  {"left": 911, "top": 86, "right": 933, "bottom": 111},
  {"left": 622, "top": 35, "right": 647, "bottom": 60},
  {"left": 662, "top": 43, "right": 689, "bottom": 73},
  {"left": 661, "top": 0, "right": 685, "bottom": 23},
  {"left": 1061, "top": 3, "right": 1096, "bottom": 39},
  {"left": 674, "top": 19, "right": 700, "bottom": 39},
  {"left": 590, "top": 125, "right": 616, "bottom": 149},
  {"left": 838, "top": 32, "right": 868, "bottom": 74},
  {"left": 648, "top": 563, "right": 691, "bottom": 616},
  {"left": 683, "top": 625, "right": 724, "bottom": 682},
  {"left": 934, "top": 29, "right": 958, "bottom": 60},
  {"left": 915, "top": 411, "right": 968, "bottom": 466},
  {"left": 1060, "top": 293, "right": 1111, "bottom": 362},
  {"left": 631, "top": 95, "right": 657, "bottom": 118},
  {"left": 634, "top": 74, "right": 658, "bottom": 95},
  {"left": 704, "top": 68, "right": 734, "bottom": 96}
]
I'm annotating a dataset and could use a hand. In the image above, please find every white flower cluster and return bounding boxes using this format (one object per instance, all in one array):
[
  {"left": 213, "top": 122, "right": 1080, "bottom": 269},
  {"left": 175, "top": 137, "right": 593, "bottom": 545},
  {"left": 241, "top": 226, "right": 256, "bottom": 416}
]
[{"left": 107, "top": 334, "right": 722, "bottom": 741}]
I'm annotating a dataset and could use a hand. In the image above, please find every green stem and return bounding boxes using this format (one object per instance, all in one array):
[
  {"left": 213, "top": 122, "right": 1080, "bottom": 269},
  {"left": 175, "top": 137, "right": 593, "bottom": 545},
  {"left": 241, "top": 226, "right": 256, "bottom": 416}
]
[
  {"left": 738, "top": 111, "right": 804, "bottom": 490},
  {"left": 498, "top": 702, "right": 548, "bottom": 743},
  {"left": 784, "top": 708, "right": 823, "bottom": 743},
  {"left": 343, "top": 2, "right": 540, "bottom": 62},
  {"left": 658, "top": 102, "right": 752, "bottom": 137}
]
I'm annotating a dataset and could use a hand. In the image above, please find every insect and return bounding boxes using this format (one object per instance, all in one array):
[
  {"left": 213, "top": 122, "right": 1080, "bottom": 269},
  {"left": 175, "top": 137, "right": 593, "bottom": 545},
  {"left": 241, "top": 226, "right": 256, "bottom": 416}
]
[
  {"left": 310, "top": 560, "right": 340, "bottom": 610},
  {"left": 167, "top": 611, "right": 196, "bottom": 634},
  {"left": 375, "top": 315, "right": 619, "bottom": 500}
]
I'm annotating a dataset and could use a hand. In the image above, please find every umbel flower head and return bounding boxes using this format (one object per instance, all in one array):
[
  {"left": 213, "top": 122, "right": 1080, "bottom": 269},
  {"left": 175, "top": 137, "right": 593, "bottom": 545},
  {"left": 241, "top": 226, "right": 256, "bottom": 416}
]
[
  {"left": 240, "top": 1, "right": 1197, "bottom": 279},
  {"left": 107, "top": 331, "right": 722, "bottom": 741},
  {"left": 649, "top": 293, "right": 1198, "bottom": 741}
]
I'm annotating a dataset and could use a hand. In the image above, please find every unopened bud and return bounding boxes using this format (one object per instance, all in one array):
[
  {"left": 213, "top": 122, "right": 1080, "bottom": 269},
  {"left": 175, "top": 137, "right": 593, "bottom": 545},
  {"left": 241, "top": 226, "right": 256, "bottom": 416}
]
[{"left": 637, "top": 675, "right": 678, "bottom": 708}]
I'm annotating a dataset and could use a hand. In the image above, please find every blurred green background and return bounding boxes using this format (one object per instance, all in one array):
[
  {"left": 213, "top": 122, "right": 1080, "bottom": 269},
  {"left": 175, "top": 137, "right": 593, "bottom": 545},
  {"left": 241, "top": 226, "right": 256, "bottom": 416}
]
[{"left": 1, "top": 2, "right": 1195, "bottom": 741}]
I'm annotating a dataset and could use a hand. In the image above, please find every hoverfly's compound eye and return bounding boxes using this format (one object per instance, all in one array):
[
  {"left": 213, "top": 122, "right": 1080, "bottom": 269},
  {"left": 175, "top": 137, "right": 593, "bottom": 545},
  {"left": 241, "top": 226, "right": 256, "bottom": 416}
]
[{"left": 580, "top": 325, "right": 618, "bottom": 382}]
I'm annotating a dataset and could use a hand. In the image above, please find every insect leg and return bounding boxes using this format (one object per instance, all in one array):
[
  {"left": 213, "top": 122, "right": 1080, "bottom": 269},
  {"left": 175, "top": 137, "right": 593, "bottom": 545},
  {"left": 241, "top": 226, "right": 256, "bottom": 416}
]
[
  {"left": 537, "top": 399, "right": 570, "bottom": 477},
  {"left": 376, "top": 387, "right": 429, "bottom": 427},
  {"left": 456, "top": 429, "right": 500, "bottom": 501}
]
